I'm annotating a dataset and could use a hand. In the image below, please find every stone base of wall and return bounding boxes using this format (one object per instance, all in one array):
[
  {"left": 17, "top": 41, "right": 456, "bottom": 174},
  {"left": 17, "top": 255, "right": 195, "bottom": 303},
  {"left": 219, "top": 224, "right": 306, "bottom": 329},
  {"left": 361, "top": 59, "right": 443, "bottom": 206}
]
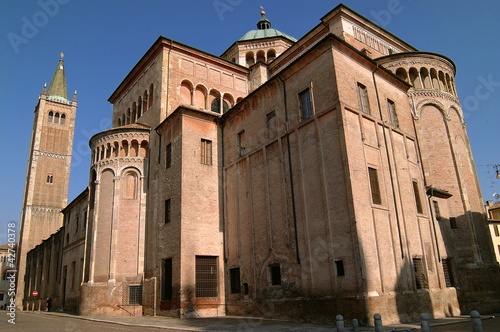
[
  {"left": 80, "top": 282, "right": 142, "bottom": 316},
  {"left": 226, "top": 288, "right": 460, "bottom": 325}
]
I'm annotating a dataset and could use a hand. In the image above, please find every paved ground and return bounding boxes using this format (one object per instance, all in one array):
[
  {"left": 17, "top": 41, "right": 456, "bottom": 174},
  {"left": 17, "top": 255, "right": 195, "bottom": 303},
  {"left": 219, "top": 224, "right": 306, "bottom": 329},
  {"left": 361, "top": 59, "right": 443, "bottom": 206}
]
[{"left": 2, "top": 311, "right": 499, "bottom": 331}]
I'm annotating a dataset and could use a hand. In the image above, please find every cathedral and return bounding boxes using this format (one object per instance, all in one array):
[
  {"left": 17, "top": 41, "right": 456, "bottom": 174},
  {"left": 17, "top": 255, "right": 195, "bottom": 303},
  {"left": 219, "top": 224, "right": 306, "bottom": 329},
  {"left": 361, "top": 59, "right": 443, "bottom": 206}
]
[{"left": 17, "top": 4, "right": 500, "bottom": 324}]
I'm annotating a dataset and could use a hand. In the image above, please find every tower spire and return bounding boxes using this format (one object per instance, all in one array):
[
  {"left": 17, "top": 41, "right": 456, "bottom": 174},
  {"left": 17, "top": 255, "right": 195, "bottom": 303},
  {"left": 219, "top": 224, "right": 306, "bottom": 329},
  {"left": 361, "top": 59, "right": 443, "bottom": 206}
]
[{"left": 47, "top": 53, "right": 68, "bottom": 100}]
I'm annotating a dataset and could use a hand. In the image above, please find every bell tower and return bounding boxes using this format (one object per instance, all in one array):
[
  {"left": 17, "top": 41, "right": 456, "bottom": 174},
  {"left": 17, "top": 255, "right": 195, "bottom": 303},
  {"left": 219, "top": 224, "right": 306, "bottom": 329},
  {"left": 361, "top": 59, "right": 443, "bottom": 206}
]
[{"left": 16, "top": 54, "right": 77, "bottom": 308}]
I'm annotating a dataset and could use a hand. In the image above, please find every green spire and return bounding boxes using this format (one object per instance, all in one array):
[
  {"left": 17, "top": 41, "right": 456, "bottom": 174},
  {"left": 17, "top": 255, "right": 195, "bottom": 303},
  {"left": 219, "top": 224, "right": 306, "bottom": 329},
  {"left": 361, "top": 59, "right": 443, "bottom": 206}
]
[{"left": 47, "top": 53, "right": 68, "bottom": 100}]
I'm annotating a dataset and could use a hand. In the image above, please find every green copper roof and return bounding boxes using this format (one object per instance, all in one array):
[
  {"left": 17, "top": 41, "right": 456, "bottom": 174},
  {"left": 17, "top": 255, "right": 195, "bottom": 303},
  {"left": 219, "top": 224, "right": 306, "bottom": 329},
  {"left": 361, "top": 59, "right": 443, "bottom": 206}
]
[
  {"left": 47, "top": 54, "right": 68, "bottom": 101},
  {"left": 239, "top": 11, "right": 297, "bottom": 43}
]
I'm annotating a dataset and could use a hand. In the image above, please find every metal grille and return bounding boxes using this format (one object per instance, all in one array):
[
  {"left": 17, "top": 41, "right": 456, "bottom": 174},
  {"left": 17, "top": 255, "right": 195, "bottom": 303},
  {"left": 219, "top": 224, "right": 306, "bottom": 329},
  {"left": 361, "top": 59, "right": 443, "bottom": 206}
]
[
  {"left": 442, "top": 259, "right": 454, "bottom": 287},
  {"left": 123, "top": 284, "right": 142, "bottom": 305},
  {"left": 195, "top": 256, "right": 218, "bottom": 297},
  {"left": 412, "top": 258, "right": 428, "bottom": 289}
]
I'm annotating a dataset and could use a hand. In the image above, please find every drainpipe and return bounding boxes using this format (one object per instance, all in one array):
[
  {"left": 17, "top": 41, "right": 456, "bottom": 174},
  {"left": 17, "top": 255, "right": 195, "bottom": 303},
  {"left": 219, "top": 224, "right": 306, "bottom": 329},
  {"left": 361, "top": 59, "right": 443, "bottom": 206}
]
[{"left": 278, "top": 75, "right": 300, "bottom": 264}]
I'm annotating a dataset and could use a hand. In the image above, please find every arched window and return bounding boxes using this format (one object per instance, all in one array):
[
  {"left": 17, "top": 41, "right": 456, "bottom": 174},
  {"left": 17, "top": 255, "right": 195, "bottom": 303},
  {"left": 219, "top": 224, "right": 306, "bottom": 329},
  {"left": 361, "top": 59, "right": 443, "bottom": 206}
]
[
  {"left": 48, "top": 111, "right": 54, "bottom": 123},
  {"left": 60, "top": 113, "right": 66, "bottom": 125},
  {"left": 54, "top": 112, "right": 60, "bottom": 124},
  {"left": 47, "top": 174, "right": 54, "bottom": 184},
  {"left": 118, "top": 118, "right": 122, "bottom": 127},
  {"left": 209, "top": 90, "right": 221, "bottom": 113},
  {"left": 211, "top": 98, "right": 221, "bottom": 113}
]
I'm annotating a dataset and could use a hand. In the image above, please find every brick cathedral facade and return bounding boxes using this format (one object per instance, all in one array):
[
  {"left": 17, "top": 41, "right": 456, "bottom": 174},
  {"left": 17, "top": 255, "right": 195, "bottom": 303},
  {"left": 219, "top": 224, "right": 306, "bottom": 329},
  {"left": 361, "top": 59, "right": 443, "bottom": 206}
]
[{"left": 18, "top": 5, "right": 500, "bottom": 324}]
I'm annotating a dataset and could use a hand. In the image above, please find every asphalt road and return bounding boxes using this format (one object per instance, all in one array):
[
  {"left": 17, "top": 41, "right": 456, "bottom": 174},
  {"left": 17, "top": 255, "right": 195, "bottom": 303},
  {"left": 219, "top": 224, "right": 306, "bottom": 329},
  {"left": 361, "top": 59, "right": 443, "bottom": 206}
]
[{"left": 0, "top": 312, "right": 185, "bottom": 332}]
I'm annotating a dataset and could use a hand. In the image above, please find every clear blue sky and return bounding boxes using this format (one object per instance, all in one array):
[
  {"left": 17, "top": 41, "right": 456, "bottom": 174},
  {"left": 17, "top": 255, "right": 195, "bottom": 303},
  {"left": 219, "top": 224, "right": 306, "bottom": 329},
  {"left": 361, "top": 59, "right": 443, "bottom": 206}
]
[{"left": 1, "top": 1, "right": 499, "bottom": 245}]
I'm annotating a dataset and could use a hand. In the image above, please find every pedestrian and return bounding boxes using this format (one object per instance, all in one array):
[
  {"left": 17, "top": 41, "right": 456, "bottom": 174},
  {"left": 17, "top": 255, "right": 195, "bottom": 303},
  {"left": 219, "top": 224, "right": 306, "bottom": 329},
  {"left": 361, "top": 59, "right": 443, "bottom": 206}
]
[{"left": 46, "top": 297, "right": 52, "bottom": 312}]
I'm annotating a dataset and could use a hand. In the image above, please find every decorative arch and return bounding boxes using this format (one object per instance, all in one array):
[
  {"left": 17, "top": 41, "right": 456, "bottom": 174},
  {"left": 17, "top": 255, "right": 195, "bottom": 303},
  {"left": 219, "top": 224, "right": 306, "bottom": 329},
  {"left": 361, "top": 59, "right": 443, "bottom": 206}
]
[
  {"left": 148, "top": 84, "right": 154, "bottom": 107},
  {"left": 438, "top": 71, "right": 446, "bottom": 92},
  {"left": 267, "top": 49, "right": 276, "bottom": 62},
  {"left": 420, "top": 68, "right": 431, "bottom": 89},
  {"left": 143, "top": 90, "right": 148, "bottom": 112},
  {"left": 395, "top": 68, "right": 407, "bottom": 83},
  {"left": 140, "top": 140, "right": 149, "bottom": 157},
  {"left": 180, "top": 80, "right": 194, "bottom": 106},
  {"left": 246, "top": 51, "right": 255, "bottom": 67},
  {"left": 194, "top": 84, "right": 208, "bottom": 109},
  {"left": 223, "top": 93, "right": 234, "bottom": 113},
  {"left": 121, "top": 168, "right": 139, "bottom": 200},
  {"left": 209, "top": 90, "right": 222, "bottom": 113},
  {"left": 137, "top": 96, "right": 143, "bottom": 118},
  {"left": 120, "top": 140, "right": 129, "bottom": 157},
  {"left": 416, "top": 100, "right": 449, "bottom": 121},
  {"left": 131, "top": 102, "right": 137, "bottom": 123},
  {"left": 409, "top": 68, "right": 421, "bottom": 89},
  {"left": 113, "top": 141, "right": 119, "bottom": 157},
  {"left": 449, "top": 106, "right": 464, "bottom": 124},
  {"left": 130, "top": 140, "right": 139, "bottom": 157},
  {"left": 256, "top": 50, "right": 265, "bottom": 63}
]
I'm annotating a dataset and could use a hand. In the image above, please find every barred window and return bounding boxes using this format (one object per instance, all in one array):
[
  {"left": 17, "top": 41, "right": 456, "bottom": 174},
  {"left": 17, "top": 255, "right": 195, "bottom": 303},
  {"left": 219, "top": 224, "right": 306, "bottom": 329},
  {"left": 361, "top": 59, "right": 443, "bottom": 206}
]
[
  {"left": 122, "top": 284, "right": 142, "bottom": 305},
  {"left": 229, "top": 267, "right": 241, "bottom": 294},
  {"left": 442, "top": 258, "right": 454, "bottom": 287},
  {"left": 412, "top": 258, "right": 428, "bottom": 289},
  {"left": 195, "top": 256, "right": 218, "bottom": 297},
  {"left": 200, "top": 139, "right": 212, "bottom": 165}
]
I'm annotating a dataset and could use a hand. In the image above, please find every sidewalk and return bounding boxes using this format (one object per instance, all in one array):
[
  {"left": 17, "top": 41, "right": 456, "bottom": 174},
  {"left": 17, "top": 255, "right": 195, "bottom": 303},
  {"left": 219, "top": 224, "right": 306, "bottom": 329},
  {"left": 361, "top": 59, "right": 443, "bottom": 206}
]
[{"left": 31, "top": 311, "right": 499, "bottom": 331}]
